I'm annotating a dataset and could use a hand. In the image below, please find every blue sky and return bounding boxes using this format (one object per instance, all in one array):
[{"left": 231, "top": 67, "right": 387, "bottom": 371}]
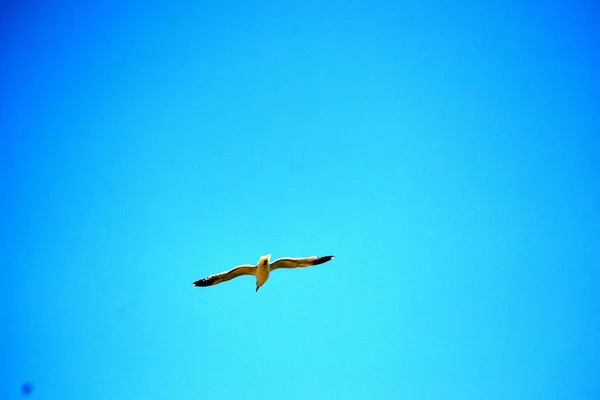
[{"left": 2, "top": 1, "right": 599, "bottom": 399}]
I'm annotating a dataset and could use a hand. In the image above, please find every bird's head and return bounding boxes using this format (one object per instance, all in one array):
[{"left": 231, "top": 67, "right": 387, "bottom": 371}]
[{"left": 258, "top": 254, "right": 271, "bottom": 268}]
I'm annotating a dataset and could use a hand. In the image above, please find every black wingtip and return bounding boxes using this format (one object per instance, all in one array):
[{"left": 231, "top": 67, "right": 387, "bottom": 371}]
[
  {"left": 313, "top": 255, "right": 335, "bottom": 265},
  {"left": 192, "top": 279, "right": 208, "bottom": 287}
]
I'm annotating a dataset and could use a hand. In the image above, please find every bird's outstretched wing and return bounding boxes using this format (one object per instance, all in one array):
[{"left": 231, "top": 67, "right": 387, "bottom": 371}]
[
  {"left": 270, "top": 256, "right": 334, "bottom": 271},
  {"left": 192, "top": 265, "right": 256, "bottom": 287}
]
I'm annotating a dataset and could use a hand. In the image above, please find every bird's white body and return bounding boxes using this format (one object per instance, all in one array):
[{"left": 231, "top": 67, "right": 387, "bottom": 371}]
[{"left": 255, "top": 255, "right": 271, "bottom": 289}]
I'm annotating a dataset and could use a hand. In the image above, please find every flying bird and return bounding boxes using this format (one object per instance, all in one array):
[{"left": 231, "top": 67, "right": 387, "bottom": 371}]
[{"left": 192, "top": 254, "right": 334, "bottom": 292}]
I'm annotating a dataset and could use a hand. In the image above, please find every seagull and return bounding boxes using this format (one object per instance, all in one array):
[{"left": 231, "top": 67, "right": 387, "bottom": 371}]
[{"left": 192, "top": 254, "right": 335, "bottom": 292}]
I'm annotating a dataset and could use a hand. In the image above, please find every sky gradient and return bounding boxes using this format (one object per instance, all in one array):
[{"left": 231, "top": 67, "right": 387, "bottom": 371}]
[{"left": 2, "top": 1, "right": 599, "bottom": 399}]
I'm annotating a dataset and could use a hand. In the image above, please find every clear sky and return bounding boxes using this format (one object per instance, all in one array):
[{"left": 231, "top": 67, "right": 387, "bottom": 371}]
[{"left": 2, "top": 1, "right": 599, "bottom": 399}]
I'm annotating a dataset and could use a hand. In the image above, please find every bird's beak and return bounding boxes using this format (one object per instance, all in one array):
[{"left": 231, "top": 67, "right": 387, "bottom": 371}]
[{"left": 256, "top": 286, "right": 259, "bottom": 292}]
